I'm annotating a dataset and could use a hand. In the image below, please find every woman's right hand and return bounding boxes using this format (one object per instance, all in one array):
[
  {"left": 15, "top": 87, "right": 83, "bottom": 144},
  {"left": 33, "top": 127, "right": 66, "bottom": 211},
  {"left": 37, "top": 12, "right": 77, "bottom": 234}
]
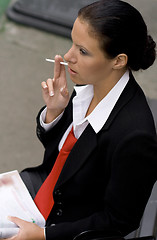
[{"left": 41, "top": 55, "right": 69, "bottom": 123}]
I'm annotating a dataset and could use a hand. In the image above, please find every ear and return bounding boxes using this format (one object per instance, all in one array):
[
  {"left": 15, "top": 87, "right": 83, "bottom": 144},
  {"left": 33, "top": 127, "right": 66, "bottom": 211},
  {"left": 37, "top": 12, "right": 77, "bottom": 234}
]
[{"left": 113, "top": 54, "right": 128, "bottom": 70}]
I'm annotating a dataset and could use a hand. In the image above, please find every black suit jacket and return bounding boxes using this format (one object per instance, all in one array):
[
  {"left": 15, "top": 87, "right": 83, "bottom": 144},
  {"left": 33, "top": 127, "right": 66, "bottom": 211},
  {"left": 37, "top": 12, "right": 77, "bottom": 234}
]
[{"left": 21, "top": 72, "right": 157, "bottom": 240}]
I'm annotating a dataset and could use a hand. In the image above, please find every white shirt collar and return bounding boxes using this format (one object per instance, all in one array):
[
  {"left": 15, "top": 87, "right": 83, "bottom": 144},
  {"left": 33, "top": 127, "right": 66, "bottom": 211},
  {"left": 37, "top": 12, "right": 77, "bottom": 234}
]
[{"left": 73, "top": 70, "right": 129, "bottom": 136}]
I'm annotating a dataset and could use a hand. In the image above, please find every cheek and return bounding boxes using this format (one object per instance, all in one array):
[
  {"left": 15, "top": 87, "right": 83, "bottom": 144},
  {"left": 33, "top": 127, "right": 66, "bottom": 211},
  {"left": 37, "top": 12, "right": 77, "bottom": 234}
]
[
  {"left": 77, "top": 65, "right": 101, "bottom": 85},
  {"left": 77, "top": 58, "right": 112, "bottom": 84},
  {"left": 79, "top": 61, "right": 100, "bottom": 75},
  {"left": 81, "top": 63, "right": 105, "bottom": 79},
  {"left": 90, "top": 61, "right": 112, "bottom": 77}
]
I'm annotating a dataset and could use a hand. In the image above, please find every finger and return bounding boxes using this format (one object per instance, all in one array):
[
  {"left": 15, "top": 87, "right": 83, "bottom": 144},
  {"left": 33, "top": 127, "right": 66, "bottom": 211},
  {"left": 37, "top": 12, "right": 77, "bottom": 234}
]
[
  {"left": 3, "top": 235, "right": 17, "bottom": 240},
  {"left": 7, "top": 216, "right": 27, "bottom": 228},
  {"left": 41, "top": 81, "right": 48, "bottom": 90},
  {"left": 60, "top": 64, "right": 67, "bottom": 86},
  {"left": 46, "top": 78, "right": 54, "bottom": 96},
  {"left": 54, "top": 55, "right": 62, "bottom": 79},
  {"left": 41, "top": 81, "right": 49, "bottom": 96},
  {"left": 1, "top": 237, "right": 16, "bottom": 240},
  {"left": 55, "top": 55, "right": 67, "bottom": 90}
]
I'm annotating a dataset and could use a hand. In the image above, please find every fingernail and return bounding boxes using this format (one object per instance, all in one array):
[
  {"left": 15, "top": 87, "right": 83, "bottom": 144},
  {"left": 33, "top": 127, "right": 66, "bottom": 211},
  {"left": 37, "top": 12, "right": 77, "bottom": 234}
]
[
  {"left": 50, "top": 91, "right": 54, "bottom": 96},
  {"left": 43, "top": 84, "right": 47, "bottom": 89}
]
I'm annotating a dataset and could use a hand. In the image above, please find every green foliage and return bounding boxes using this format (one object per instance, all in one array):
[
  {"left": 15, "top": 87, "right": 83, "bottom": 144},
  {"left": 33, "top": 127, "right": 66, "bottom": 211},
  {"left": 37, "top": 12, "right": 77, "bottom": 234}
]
[{"left": 0, "top": 0, "right": 11, "bottom": 18}]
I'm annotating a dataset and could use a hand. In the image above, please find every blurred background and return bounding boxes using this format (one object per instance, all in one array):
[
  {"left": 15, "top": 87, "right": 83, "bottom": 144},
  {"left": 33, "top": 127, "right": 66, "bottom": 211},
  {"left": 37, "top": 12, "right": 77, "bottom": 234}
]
[{"left": 0, "top": 0, "right": 156, "bottom": 173}]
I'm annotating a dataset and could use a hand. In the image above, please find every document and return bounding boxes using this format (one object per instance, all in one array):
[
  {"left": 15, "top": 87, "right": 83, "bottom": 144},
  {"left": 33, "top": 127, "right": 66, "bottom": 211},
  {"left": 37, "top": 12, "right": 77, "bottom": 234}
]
[{"left": 0, "top": 170, "right": 45, "bottom": 238}]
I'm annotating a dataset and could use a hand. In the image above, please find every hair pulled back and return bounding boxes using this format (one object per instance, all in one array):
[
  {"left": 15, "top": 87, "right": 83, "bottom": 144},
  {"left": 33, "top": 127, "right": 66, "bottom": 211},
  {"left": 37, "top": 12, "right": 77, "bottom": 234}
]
[{"left": 78, "top": 0, "right": 156, "bottom": 71}]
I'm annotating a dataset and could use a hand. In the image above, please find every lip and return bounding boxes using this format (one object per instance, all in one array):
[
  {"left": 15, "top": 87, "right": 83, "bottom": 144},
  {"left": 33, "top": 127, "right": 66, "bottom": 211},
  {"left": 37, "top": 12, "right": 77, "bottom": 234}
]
[{"left": 68, "top": 66, "right": 78, "bottom": 75}]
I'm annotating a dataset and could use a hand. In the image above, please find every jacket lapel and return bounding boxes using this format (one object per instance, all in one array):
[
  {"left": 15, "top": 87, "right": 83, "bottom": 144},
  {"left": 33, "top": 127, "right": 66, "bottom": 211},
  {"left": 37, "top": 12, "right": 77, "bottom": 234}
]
[
  {"left": 102, "top": 72, "right": 138, "bottom": 131},
  {"left": 55, "top": 124, "right": 97, "bottom": 188}
]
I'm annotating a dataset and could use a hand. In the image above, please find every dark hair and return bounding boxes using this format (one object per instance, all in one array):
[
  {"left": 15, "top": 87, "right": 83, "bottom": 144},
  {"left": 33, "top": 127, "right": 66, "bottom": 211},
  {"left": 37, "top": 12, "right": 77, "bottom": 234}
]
[{"left": 78, "top": 0, "right": 156, "bottom": 71}]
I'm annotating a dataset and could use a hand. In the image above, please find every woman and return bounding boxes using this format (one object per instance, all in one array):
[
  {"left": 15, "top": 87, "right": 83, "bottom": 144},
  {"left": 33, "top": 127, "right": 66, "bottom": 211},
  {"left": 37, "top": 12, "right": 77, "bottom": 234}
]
[{"left": 5, "top": 1, "right": 157, "bottom": 240}]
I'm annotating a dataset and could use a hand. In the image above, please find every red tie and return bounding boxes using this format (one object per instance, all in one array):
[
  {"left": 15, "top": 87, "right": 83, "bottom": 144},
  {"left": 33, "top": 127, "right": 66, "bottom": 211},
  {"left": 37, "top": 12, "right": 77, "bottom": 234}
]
[{"left": 34, "top": 127, "right": 77, "bottom": 220}]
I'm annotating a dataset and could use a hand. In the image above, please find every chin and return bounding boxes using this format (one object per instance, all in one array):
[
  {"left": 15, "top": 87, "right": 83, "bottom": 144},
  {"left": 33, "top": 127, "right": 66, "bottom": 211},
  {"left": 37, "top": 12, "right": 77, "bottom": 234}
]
[{"left": 70, "top": 76, "right": 83, "bottom": 85}]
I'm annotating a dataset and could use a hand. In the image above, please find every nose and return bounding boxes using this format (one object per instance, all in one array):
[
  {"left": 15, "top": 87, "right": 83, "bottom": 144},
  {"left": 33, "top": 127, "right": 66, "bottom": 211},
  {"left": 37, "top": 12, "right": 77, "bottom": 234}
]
[{"left": 64, "top": 45, "right": 77, "bottom": 64}]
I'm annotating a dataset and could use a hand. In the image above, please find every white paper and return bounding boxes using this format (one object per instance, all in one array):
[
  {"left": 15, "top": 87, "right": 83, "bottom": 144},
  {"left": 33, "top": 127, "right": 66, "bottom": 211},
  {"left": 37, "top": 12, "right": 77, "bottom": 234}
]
[{"left": 0, "top": 170, "right": 45, "bottom": 238}]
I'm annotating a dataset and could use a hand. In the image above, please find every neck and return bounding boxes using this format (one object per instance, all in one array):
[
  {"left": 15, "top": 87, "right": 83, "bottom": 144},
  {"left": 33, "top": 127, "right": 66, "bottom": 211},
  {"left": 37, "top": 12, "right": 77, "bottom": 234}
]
[
  {"left": 94, "top": 68, "right": 126, "bottom": 101},
  {"left": 86, "top": 68, "right": 127, "bottom": 117}
]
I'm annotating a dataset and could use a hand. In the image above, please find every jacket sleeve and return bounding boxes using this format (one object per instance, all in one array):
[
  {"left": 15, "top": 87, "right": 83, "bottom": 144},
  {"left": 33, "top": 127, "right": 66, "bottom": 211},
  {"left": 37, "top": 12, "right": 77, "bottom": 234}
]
[{"left": 45, "top": 131, "right": 157, "bottom": 240}]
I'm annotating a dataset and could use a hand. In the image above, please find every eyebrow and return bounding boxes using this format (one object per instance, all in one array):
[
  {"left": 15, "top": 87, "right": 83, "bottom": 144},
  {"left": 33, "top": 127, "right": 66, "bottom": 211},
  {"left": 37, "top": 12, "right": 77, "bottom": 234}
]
[
  {"left": 71, "top": 32, "right": 91, "bottom": 53},
  {"left": 71, "top": 27, "right": 94, "bottom": 57}
]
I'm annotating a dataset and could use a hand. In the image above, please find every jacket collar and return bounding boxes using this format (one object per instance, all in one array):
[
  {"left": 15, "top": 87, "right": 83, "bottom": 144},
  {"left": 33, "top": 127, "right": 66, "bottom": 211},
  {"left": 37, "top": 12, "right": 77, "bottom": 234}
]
[{"left": 102, "top": 71, "right": 137, "bottom": 131}]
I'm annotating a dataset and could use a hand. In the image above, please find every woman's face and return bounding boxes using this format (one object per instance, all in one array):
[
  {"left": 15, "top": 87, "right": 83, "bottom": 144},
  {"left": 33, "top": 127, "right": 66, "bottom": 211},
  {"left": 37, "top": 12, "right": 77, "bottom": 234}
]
[{"left": 64, "top": 17, "right": 115, "bottom": 87}]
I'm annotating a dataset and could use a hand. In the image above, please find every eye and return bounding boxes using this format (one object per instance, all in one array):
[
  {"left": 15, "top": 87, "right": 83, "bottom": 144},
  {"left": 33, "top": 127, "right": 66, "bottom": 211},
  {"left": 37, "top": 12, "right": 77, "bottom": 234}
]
[{"left": 80, "top": 48, "right": 88, "bottom": 56}]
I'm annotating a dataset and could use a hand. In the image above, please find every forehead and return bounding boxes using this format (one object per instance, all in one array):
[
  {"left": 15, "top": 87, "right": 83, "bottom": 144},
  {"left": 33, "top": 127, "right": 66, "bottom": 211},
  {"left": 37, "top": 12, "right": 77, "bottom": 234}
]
[
  {"left": 71, "top": 17, "right": 101, "bottom": 51},
  {"left": 72, "top": 17, "right": 89, "bottom": 36}
]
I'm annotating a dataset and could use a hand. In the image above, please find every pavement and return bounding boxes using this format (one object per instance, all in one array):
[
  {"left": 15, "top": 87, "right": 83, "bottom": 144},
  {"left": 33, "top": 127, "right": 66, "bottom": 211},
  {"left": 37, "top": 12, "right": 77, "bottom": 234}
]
[{"left": 0, "top": 0, "right": 156, "bottom": 173}]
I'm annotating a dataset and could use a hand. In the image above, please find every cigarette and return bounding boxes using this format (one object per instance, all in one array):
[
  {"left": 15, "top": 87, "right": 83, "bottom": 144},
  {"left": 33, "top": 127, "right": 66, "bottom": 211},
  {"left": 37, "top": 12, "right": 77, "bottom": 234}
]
[{"left": 46, "top": 58, "right": 68, "bottom": 66}]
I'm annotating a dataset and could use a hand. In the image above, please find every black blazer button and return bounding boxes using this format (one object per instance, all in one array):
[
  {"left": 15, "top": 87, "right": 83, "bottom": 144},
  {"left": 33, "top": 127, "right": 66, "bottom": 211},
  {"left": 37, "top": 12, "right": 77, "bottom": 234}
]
[
  {"left": 56, "top": 209, "right": 63, "bottom": 216},
  {"left": 37, "top": 129, "right": 41, "bottom": 136},
  {"left": 54, "top": 189, "right": 62, "bottom": 196}
]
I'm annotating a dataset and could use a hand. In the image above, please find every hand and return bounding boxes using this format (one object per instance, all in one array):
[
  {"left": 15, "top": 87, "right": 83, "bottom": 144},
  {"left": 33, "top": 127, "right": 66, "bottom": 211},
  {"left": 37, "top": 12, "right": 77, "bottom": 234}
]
[
  {"left": 41, "top": 55, "right": 70, "bottom": 123},
  {"left": 1, "top": 216, "right": 45, "bottom": 240}
]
